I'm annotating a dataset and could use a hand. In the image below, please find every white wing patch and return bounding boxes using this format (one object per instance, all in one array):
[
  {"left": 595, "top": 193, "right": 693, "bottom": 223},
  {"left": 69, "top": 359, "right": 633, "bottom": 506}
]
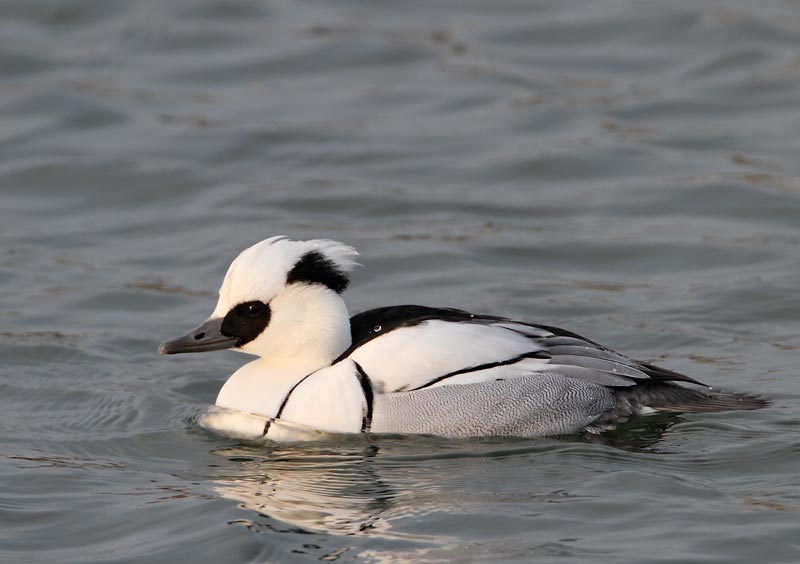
[{"left": 349, "top": 320, "right": 544, "bottom": 392}]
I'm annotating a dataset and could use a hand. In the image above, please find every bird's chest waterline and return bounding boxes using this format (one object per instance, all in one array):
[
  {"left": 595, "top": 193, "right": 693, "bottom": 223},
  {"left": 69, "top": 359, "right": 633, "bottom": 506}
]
[{"left": 214, "top": 359, "right": 368, "bottom": 434}]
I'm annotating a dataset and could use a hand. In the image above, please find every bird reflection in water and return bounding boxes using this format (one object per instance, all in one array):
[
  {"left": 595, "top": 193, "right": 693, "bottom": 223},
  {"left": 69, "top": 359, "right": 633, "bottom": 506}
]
[
  {"left": 203, "top": 412, "right": 684, "bottom": 540},
  {"left": 208, "top": 440, "right": 400, "bottom": 537}
]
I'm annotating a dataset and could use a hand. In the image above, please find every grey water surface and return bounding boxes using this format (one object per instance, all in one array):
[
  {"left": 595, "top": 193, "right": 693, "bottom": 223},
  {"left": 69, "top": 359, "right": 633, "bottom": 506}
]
[{"left": 2, "top": 0, "right": 799, "bottom": 562}]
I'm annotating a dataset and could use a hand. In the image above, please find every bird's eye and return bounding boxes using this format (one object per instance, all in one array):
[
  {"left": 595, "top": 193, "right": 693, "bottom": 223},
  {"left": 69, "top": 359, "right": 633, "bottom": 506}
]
[{"left": 236, "top": 301, "right": 265, "bottom": 318}]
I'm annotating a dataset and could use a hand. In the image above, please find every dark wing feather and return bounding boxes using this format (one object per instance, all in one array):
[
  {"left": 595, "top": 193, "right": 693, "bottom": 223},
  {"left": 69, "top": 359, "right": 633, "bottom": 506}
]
[
  {"left": 619, "top": 382, "right": 769, "bottom": 412},
  {"left": 543, "top": 355, "right": 650, "bottom": 381},
  {"left": 634, "top": 361, "right": 707, "bottom": 387},
  {"left": 543, "top": 345, "right": 634, "bottom": 364},
  {"left": 528, "top": 327, "right": 709, "bottom": 388}
]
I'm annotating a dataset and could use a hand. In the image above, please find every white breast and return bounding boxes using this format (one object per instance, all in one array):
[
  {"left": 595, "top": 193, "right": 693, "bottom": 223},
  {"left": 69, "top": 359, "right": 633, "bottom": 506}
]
[
  {"left": 215, "top": 357, "right": 326, "bottom": 417},
  {"left": 278, "top": 360, "right": 366, "bottom": 433}
]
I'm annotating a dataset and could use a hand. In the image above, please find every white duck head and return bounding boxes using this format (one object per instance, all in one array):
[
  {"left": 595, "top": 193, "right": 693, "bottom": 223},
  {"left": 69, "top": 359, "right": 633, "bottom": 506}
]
[{"left": 159, "top": 236, "right": 359, "bottom": 364}]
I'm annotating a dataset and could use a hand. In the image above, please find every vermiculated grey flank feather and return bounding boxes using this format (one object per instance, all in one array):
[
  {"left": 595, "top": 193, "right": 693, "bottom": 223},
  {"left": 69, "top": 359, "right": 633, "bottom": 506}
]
[{"left": 371, "top": 374, "right": 616, "bottom": 438}]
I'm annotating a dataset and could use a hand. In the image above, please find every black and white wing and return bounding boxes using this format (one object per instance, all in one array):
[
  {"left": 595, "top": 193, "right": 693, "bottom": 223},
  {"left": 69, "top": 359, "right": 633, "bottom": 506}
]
[{"left": 344, "top": 305, "right": 706, "bottom": 394}]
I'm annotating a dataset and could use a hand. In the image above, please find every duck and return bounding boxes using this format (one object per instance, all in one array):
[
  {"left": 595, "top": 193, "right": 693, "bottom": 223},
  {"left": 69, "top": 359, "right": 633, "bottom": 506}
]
[{"left": 159, "top": 236, "right": 766, "bottom": 441}]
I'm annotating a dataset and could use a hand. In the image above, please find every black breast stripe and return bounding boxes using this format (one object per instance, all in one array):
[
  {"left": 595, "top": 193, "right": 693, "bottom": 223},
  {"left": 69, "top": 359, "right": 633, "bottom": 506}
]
[
  {"left": 408, "top": 350, "right": 551, "bottom": 392},
  {"left": 265, "top": 363, "right": 370, "bottom": 435},
  {"left": 274, "top": 371, "right": 317, "bottom": 421},
  {"left": 354, "top": 362, "right": 374, "bottom": 432}
]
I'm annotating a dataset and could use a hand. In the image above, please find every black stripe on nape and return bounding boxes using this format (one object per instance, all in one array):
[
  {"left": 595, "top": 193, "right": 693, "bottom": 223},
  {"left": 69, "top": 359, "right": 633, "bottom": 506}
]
[
  {"left": 354, "top": 362, "right": 374, "bottom": 432},
  {"left": 286, "top": 250, "right": 349, "bottom": 293},
  {"left": 408, "top": 350, "right": 551, "bottom": 391}
]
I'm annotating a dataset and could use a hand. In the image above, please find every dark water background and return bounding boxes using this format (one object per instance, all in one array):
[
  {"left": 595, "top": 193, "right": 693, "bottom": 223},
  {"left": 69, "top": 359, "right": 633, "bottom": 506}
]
[{"left": 2, "top": 1, "right": 799, "bottom": 562}]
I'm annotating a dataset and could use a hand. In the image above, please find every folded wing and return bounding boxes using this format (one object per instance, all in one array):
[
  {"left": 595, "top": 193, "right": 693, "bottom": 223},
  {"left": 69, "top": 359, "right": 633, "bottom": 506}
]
[{"left": 346, "top": 306, "right": 704, "bottom": 394}]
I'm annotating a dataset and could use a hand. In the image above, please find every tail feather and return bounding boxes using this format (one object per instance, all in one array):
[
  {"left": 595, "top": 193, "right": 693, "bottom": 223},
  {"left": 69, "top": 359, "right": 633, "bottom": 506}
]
[{"left": 621, "top": 382, "right": 769, "bottom": 413}]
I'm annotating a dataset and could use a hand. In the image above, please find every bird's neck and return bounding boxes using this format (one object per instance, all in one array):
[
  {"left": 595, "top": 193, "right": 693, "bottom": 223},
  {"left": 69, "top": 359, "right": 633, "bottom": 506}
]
[
  {"left": 215, "top": 356, "right": 331, "bottom": 416},
  {"left": 216, "top": 285, "right": 353, "bottom": 417}
]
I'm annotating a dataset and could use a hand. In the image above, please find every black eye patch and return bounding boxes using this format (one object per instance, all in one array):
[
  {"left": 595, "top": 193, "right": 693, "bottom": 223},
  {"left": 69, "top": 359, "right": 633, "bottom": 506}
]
[
  {"left": 235, "top": 301, "right": 265, "bottom": 318},
  {"left": 221, "top": 300, "right": 271, "bottom": 346}
]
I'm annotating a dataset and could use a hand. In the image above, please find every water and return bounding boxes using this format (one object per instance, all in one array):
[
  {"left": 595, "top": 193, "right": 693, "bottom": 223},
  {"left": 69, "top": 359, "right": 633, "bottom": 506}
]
[{"left": 2, "top": 0, "right": 799, "bottom": 561}]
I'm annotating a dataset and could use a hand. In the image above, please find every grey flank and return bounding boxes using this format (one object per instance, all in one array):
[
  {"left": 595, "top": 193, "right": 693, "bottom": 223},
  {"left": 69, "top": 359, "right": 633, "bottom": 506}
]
[{"left": 371, "top": 374, "right": 616, "bottom": 437}]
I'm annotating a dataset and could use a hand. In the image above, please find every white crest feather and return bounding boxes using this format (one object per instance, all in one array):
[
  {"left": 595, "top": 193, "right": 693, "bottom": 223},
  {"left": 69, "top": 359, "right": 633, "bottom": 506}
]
[
  {"left": 306, "top": 238, "right": 361, "bottom": 273},
  {"left": 211, "top": 236, "right": 359, "bottom": 318}
]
